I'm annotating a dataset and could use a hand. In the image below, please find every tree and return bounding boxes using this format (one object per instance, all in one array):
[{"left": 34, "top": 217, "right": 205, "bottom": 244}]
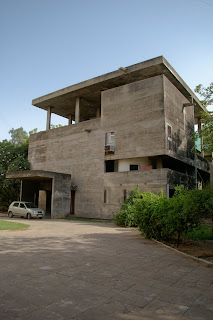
[
  {"left": 195, "top": 83, "right": 213, "bottom": 108},
  {"left": 194, "top": 83, "right": 213, "bottom": 153},
  {"left": 9, "top": 127, "right": 28, "bottom": 145},
  {"left": 0, "top": 128, "right": 30, "bottom": 211}
]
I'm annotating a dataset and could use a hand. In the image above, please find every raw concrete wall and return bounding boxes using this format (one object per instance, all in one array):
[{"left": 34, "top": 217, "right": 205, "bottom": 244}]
[
  {"left": 52, "top": 173, "right": 71, "bottom": 218},
  {"left": 29, "top": 119, "right": 104, "bottom": 218},
  {"left": 102, "top": 169, "right": 169, "bottom": 218},
  {"left": 163, "top": 76, "right": 194, "bottom": 159},
  {"left": 101, "top": 75, "right": 166, "bottom": 159}
]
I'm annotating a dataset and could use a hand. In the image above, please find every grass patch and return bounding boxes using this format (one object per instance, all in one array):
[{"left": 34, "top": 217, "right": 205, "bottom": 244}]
[
  {"left": 0, "top": 220, "right": 30, "bottom": 231},
  {"left": 65, "top": 218, "right": 113, "bottom": 223},
  {"left": 184, "top": 224, "right": 212, "bottom": 241}
]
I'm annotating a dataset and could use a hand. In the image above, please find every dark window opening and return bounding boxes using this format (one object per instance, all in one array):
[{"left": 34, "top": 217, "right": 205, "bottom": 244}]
[
  {"left": 105, "top": 160, "right": 118, "bottom": 172},
  {"left": 104, "top": 190, "right": 107, "bottom": 203},
  {"left": 169, "top": 188, "right": 175, "bottom": 198},
  {"left": 130, "top": 165, "right": 139, "bottom": 171},
  {"left": 167, "top": 124, "right": 173, "bottom": 151}
]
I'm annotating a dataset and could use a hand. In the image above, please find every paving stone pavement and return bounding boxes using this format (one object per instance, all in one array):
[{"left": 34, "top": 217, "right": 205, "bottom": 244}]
[{"left": 0, "top": 217, "right": 212, "bottom": 320}]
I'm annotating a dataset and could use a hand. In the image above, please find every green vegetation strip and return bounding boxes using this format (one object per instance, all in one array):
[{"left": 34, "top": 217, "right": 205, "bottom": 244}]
[
  {"left": 0, "top": 220, "right": 30, "bottom": 230},
  {"left": 184, "top": 225, "right": 212, "bottom": 241}
]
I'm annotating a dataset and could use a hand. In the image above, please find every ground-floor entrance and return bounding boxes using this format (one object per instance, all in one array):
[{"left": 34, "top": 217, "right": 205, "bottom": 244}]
[{"left": 6, "top": 170, "right": 71, "bottom": 219}]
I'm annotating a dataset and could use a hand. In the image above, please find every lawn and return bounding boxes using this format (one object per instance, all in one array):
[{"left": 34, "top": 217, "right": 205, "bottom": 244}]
[{"left": 0, "top": 220, "right": 30, "bottom": 230}]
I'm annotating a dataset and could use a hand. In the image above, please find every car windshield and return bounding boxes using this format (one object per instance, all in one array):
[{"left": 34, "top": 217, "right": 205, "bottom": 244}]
[{"left": 25, "top": 202, "right": 37, "bottom": 208}]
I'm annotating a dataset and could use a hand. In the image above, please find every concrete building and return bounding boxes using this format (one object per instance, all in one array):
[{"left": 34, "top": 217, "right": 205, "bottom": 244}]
[{"left": 7, "top": 56, "right": 210, "bottom": 219}]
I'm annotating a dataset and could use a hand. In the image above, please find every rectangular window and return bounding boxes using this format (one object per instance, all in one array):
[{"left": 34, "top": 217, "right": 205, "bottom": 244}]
[
  {"left": 167, "top": 124, "right": 172, "bottom": 151},
  {"left": 105, "top": 160, "right": 115, "bottom": 172},
  {"left": 130, "top": 165, "right": 139, "bottom": 171},
  {"left": 105, "top": 132, "right": 115, "bottom": 145}
]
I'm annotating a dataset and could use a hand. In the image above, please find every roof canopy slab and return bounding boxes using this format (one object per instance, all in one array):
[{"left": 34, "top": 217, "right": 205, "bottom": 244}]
[
  {"left": 32, "top": 56, "right": 206, "bottom": 121},
  {"left": 6, "top": 170, "right": 71, "bottom": 218}
]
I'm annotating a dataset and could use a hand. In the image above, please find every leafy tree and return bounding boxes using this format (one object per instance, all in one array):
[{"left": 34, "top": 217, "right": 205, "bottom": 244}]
[
  {"left": 194, "top": 111, "right": 213, "bottom": 153},
  {"left": 194, "top": 83, "right": 213, "bottom": 153},
  {"left": 195, "top": 82, "right": 213, "bottom": 107},
  {"left": 0, "top": 129, "right": 30, "bottom": 211},
  {"left": 9, "top": 127, "right": 28, "bottom": 145}
]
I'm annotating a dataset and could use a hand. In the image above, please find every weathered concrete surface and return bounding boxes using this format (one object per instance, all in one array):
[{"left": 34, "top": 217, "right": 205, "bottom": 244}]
[{"left": 0, "top": 218, "right": 212, "bottom": 320}]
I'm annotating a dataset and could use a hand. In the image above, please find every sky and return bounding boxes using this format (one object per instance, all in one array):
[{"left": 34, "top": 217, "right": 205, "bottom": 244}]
[{"left": 0, "top": 0, "right": 213, "bottom": 141}]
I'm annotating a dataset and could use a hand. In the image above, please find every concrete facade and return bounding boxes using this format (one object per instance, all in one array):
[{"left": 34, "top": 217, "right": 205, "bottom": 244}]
[{"left": 10, "top": 57, "right": 210, "bottom": 219}]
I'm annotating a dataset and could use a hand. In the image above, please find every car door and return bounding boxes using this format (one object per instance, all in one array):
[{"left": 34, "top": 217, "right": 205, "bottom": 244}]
[
  {"left": 19, "top": 202, "right": 27, "bottom": 217},
  {"left": 11, "top": 202, "right": 19, "bottom": 216}
]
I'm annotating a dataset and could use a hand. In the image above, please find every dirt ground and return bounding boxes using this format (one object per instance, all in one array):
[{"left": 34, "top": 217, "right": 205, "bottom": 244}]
[{"left": 170, "top": 239, "right": 213, "bottom": 263}]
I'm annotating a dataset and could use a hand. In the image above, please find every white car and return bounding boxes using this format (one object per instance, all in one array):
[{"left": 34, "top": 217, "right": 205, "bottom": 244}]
[{"left": 8, "top": 201, "right": 45, "bottom": 219}]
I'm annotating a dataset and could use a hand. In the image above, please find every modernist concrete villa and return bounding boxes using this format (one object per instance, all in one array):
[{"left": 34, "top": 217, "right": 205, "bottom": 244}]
[{"left": 7, "top": 56, "right": 210, "bottom": 219}]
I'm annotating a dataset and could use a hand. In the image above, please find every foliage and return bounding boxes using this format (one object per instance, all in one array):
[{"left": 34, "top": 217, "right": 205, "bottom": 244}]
[
  {"left": 8, "top": 127, "right": 28, "bottom": 145},
  {"left": 183, "top": 224, "right": 212, "bottom": 241},
  {"left": 114, "top": 188, "right": 142, "bottom": 227},
  {"left": 195, "top": 82, "right": 213, "bottom": 107},
  {"left": 114, "top": 186, "right": 213, "bottom": 246},
  {"left": 50, "top": 124, "right": 62, "bottom": 129},
  {"left": 29, "top": 128, "right": 38, "bottom": 135},
  {"left": 194, "top": 83, "right": 213, "bottom": 153},
  {"left": 0, "top": 128, "right": 30, "bottom": 211},
  {"left": 193, "top": 111, "right": 213, "bottom": 153}
]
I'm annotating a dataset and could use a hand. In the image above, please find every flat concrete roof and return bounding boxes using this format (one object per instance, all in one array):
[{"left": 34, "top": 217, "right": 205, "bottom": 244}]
[
  {"left": 6, "top": 170, "right": 71, "bottom": 180},
  {"left": 32, "top": 56, "right": 206, "bottom": 119}
]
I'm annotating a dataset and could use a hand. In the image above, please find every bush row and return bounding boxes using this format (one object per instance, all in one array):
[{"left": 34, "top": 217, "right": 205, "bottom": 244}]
[{"left": 114, "top": 186, "right": 213, "bottom": 246}]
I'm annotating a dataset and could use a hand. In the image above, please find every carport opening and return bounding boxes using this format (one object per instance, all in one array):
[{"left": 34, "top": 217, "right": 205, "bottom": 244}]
[{"left": 22, "top": 178, "right": 52, "bottom": 217}]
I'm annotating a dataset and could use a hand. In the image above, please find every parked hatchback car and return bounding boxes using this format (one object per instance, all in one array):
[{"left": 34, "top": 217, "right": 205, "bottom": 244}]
[{"left": 8, "top": 201, "right": 45, "bottom": 219}]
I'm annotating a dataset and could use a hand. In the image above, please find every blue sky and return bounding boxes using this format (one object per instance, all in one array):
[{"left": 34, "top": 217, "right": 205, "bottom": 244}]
[{"left": 0, "top": 0, "right": 213, "bottom": 141}]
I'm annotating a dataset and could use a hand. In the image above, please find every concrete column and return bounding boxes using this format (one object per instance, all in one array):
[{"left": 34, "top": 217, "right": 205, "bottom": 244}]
[
  {"left": 75, "top": 97, "right": 80, "bottom": 124},
  {"left": 38, "top": 190, "right": 47, "bottom": 213},
  {"left": 46, "top": 106, "right": 52, "bottom": 130},
  {"left": 19, "top": 180, "right": 23, "bottom": 201},
  {"left": 68, "top": 115, "right": 72, "bottom": 125}
]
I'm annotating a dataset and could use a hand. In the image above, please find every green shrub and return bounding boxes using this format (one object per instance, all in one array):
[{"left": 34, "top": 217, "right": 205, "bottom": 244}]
[
  {"left": 135, "top": 192, "right": 160, "bottom": 238},
  {"left": 114, "top": 209, "right": 127, "bottom": 226},
  {"left": 115, "top": 188, "right": 142, "bottom": 227},
  {"left": 114, "top": 185, "right": 213, "bottom": 245}
]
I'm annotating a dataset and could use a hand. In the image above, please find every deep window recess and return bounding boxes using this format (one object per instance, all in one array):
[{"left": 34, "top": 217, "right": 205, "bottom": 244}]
[
  {"left": 130, "top": 165, "right": 139, "bottom": 171},
  {"left": 167, "top": 124, "right": 172, "bottom": 151},
  {"left": 105, "top": 160, "right": 115, "bottom": 172}
]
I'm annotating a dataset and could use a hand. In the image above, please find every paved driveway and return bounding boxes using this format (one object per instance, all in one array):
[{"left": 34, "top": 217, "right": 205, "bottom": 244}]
[{"left": 0, "top": 217, "right": 212, "bottom": 320}]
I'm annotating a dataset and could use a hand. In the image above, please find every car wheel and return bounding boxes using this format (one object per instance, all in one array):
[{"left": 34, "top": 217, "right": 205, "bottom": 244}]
[
  {"left": 27, "top": 213, "right": 32, "bottom": 219},
  {"left": 8, "top": 211, "right": 13, "bottom": 218},
  {"left": 39, "top": 217, "right": 43, "bottom": 219}
]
